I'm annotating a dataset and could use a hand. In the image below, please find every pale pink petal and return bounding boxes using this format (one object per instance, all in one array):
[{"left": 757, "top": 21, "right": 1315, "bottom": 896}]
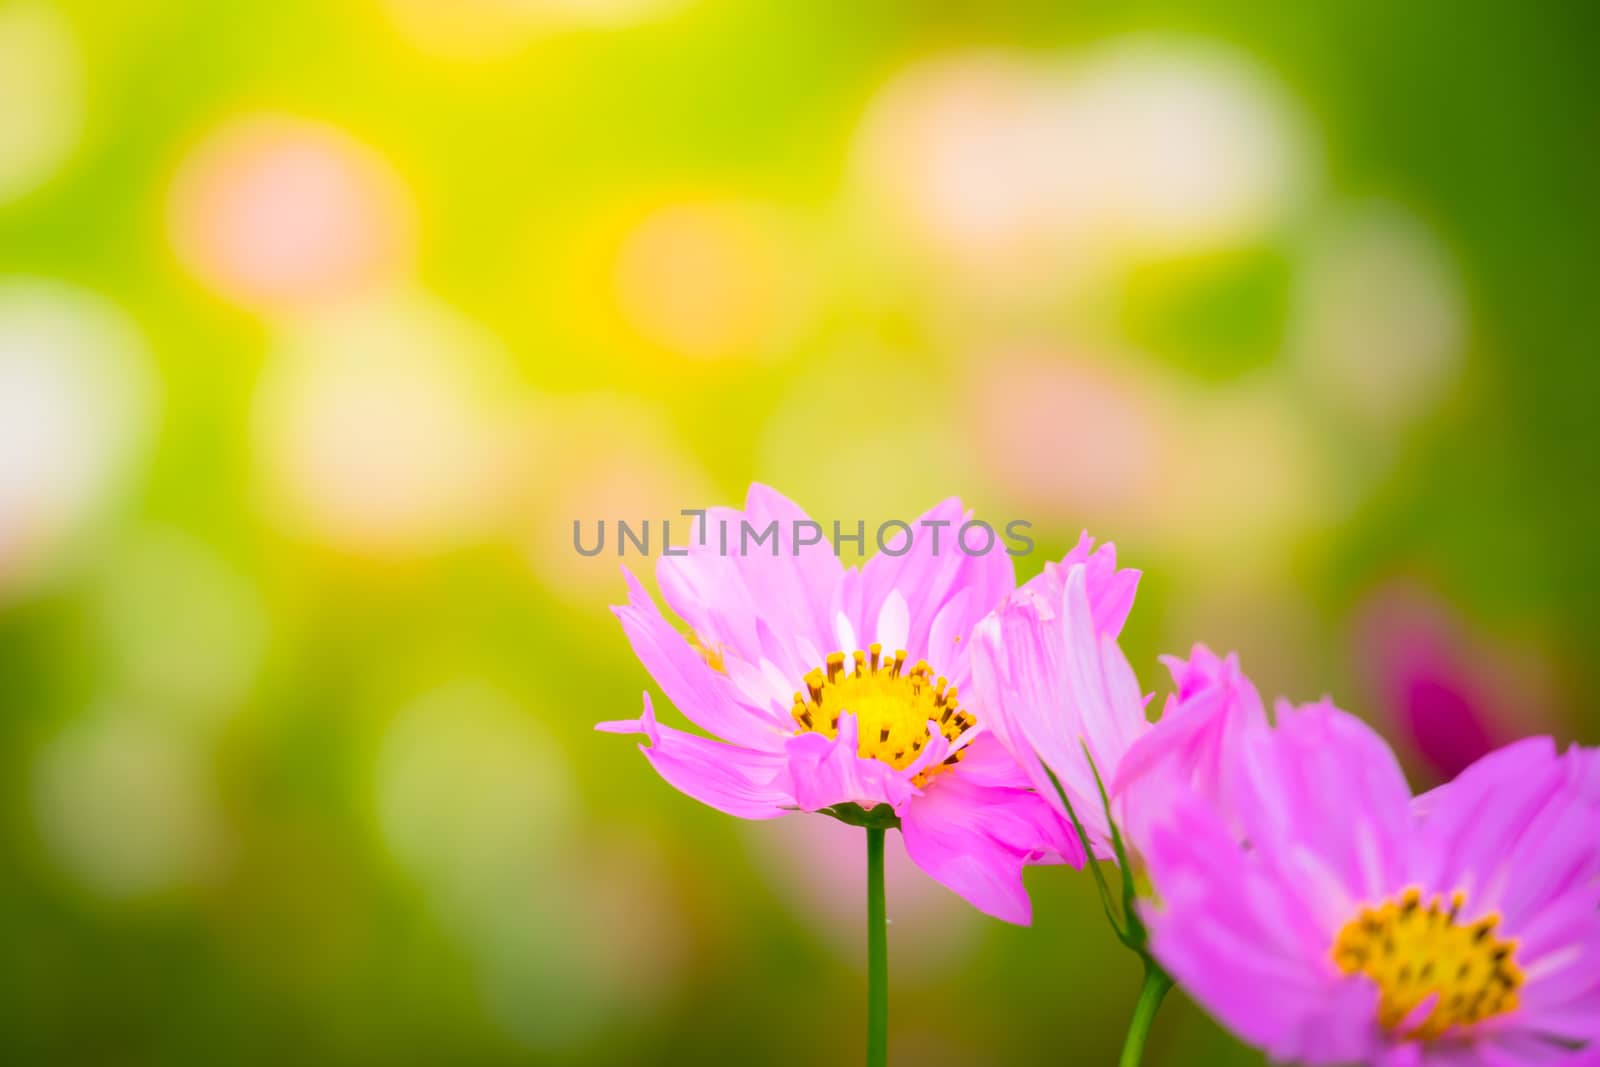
[
  {"left": 926, "top": 588, "right": 973, "bottom": 685},
  {"left": 967, "top": 537, "right": 1145, "bottom": 853},
  {"left": 968, "top": 597, "right": 1071, "bottom": 814},
  {"left": 612, "top": 568, "right": 789, "bottom": 751},
  {"left": 743, "top": 482, "right": 846, "bottom": 630},
  {"left": 720, "top": 653, "right": 793, "bottom": 716},
  {"left": 1044, "top": 566, "right": 1150, "bottom": 844},
  {"left": 656, "top": 484, "right": 842, "bottom": 676},
  {"left": 858, "top": 497, "right": 1015, "bottom": 671},
  {"left": 833, "top": 609, "right": 858, "bottom": 660},
  {"left": 1016, "top": 533, "right": 1142, "bottom": 638},
  {"left": 875, "top": 589, "right": 910, "bottom": 655}
]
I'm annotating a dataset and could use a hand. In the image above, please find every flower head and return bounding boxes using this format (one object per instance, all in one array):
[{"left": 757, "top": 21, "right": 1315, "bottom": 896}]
[
  {"left": 1140, "top": 703, "right": 1600, "bottom": 1065},
  {"left": 597, "top": 485, "right": 1137, "bottom": 923}
]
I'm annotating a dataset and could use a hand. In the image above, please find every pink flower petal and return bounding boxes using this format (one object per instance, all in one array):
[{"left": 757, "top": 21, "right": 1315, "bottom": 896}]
[
  {"left": 598, "top": 694, "right": 796, "bottom": 819},
  {"left": 655, "top": 483, "right": 842, "bottom": 678},
  {"left": 784, "top": 712, "right": 920, "bottom": 813},
  {"left": 1016, "top": 532, "right": 1142, "bottom": 638},
  {"left": 858, "top": 497, "right": 1015, "bottom": 671},
  {"left": 900, "top": 773, "right": 1079, "bottom": 925},
  {"left": 1111, "top": 644, "right": 1267, "bottom": 854},
  {"left": 612, "top": 568, "right": 789, "bottom": 751},
  {"left": 972, "top": 562, "right": 1150, "bottom": 853}
]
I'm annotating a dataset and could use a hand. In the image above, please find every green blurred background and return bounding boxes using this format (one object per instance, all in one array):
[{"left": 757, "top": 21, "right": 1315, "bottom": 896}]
[{"left": 1, "top": 0, "right": 1596, "bottom": 1063}]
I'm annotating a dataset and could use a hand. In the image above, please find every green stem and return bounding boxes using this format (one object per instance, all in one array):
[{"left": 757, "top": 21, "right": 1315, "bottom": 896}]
[
  {"left": 866, "top": 826, "right": 888, "bottom": 1067},
  {"left": 1119, "top": 964, "right": 1173, "bottom": 1067}
]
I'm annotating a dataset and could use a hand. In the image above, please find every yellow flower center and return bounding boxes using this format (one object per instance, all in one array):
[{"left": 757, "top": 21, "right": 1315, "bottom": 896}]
[
  {"left": 1331, "top": 888, "right": 1523, "bottom": 1040},
  {"left": 790, "top": 644, "right": 974, "bottom": 786}
]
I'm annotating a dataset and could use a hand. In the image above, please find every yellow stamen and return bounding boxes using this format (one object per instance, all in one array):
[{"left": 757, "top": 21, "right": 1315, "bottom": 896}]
[
  {"left": 689, "top": 632, "right": 725, "bottom": 673},
  {"left": 1331, "top": 888, "right": 1523, "bottom": 1040},
  {"left": 791, "top": 643, "right": 973, "bottom": 787}
]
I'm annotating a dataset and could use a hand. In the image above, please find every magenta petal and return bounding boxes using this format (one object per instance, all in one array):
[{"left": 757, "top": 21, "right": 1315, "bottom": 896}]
[
  {"left": 1563, "top": 744, "right": 1600, "bottom": 805},
  {"left": 1134, "top": 688, "right": 1600, "bottom": 1064},
  {"left": 1471, "top": 1034, "right": 1600, "bottom": 1067},
  {"left": 1140, "top": 803, "right": 1375, "bottom": 1065},
  {"left": 945, "top": 732, "right": 1032, "bottom": 789},
  {"left": 1411, "top": 735, "right": 1557, "bottom": 820},
  {"left": 784, "top": 713, "right": 919, "bottom": 813},
  {"left": 1411, "top": 737, "right": 1600, "bottom": 936},
  {"left": 1235, "top": 700, "right": 1412, "bottom": 910},
  {"left": 1111, "top": 645, "right": 1267, "bottom": 854},
  {"left": 1515, "top": 920, "right": 1600, "bottom": 1041},
  {"left": 900, "top": 774, "right": 1078, "bottom": 925},
  {"left": 599, "top": 694, "right": 796, "bottom": 819}
]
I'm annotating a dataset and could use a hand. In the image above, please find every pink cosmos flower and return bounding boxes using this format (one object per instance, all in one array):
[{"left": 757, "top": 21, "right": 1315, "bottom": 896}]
[
  {"left": 1140, "top": 702, "right": 1600, "bottom": 1065},
  {"left": 597, "top": 484, "right": 1138, "bottom": 923},
  {"left": 970, "top": 558, "right": 1263, "bottom": 860}
]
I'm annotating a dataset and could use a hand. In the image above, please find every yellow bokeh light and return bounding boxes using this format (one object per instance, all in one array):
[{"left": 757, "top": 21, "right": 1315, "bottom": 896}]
[
  {"left": 0, "top": 1, "right": 83, "bottom": 204},
  {"left": 380, "top": 0, "right": 691, "bottom": 61},
  {"left": 612, "top": 198, "right": 810, "bottom": 362},
  {"left": 251, "top": 287, "right": 518, "bottom": 557}
]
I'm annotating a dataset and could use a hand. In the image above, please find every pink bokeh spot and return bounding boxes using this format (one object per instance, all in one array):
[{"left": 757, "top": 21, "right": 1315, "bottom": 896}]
[
  {"left": 1354, "top": 580, "right": 1564, "bottom": 783},
  {"left": 968, "top": 352, "right": 1163, "bottom": 519},
  {"left": 169, "top": 114, "right": 415, "bottom": 314}
]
